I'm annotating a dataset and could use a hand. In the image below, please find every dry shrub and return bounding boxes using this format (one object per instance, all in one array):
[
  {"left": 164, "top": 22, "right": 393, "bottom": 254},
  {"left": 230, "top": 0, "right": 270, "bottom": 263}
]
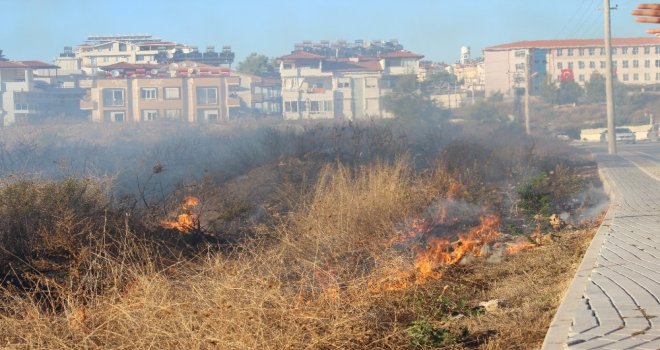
[{"left": 0, "top": 157, "right": 435, "bottom": 349}]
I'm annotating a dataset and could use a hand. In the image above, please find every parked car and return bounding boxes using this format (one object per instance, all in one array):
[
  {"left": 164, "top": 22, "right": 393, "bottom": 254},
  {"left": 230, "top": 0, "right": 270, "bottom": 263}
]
[
  {"left": 600, "top": 128, "right": 636, "bottom": 144},
  {"left": 648, "top": 124, "right": 660, "bottom": 142}
]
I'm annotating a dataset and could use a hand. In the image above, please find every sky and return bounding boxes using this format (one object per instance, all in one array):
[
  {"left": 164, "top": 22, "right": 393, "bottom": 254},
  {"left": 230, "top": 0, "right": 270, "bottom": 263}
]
[{"left": 1, "top": 0, "right": 654, "bottom": 64}]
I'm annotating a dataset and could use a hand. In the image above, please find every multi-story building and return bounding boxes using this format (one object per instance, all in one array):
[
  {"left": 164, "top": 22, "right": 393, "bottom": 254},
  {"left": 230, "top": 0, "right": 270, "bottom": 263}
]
[
  {"left": 80, "top": 62, "right": 242, "bottom": 123},
  {"left": 484, "top": 37, "right": 660, "bottom": 97},
  {"left": 278, "top": 49, "right": 423, "bottom": 120},
  {"left": 0, "top": 60, "right": 86, "bottom": 126},
  {"left": 57, "top": 34, "right": 235, "bottom": 76}
]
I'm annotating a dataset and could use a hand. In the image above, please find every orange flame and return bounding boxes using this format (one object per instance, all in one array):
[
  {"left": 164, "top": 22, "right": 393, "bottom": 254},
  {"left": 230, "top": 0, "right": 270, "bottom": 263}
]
[
  {"left": 372, "top": 214, "right": 502, "bottom": 291},
  {"left": 505, "top": 241, "right": 536, "bottom": 255},
  {"left": 414, "top": 214, "right": 501, "bottom": 283},
  {"left": 161, "top": 196, "right": 200, "bottom": 233}
]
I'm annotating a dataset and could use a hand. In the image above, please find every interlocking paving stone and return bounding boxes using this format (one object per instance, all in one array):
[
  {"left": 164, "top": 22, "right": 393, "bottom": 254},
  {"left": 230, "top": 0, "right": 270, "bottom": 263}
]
[{"left": 542, "top": 146, "right": 660, "bottom": 349}]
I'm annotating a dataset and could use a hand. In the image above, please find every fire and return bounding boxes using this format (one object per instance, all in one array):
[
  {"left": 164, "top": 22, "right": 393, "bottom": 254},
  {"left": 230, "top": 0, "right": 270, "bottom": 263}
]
[
  {"left": 414, "top": 214, "right": 501, "bottom": 283},
  {"left": 372, "top": 214, "right": 502, "bottom": 291},
  {"left": 161, "top": 196, "right": 200, "bottom": 233},
  {"left": 505, "top": 241, "right": 536, "bottom": 255}
]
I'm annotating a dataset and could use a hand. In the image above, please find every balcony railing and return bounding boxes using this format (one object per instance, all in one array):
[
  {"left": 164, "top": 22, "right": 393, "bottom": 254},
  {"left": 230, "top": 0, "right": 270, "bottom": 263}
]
[
  {"left": 80, "top": 100, "right": 97, "bottom": 110},
  {"left": 227, "top": 97, "right": 240, "bottom": 107}
]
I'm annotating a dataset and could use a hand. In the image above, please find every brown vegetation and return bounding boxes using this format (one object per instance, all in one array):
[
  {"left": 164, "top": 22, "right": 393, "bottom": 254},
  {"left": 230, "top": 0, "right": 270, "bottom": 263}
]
[{"left": 0, "top": 119, "right": 603, "bottom": 349}]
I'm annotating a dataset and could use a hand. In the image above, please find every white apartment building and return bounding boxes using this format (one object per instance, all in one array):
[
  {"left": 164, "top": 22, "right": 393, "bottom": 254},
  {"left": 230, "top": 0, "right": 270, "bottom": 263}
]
[
  {"left": 484, "top": 37, "right": 660, "bottom": 97},
  {"left": 278, "top": 50, "right": 423, "bottom": 120},
  {"left": 0, "top": 60, "right": 85, "bottom": 126}
]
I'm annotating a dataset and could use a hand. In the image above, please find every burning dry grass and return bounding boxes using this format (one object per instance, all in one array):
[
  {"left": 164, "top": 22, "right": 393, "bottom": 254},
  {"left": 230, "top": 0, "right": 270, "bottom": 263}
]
[{"left": 0, "top": 152, "right": 601, "bottom": 349}]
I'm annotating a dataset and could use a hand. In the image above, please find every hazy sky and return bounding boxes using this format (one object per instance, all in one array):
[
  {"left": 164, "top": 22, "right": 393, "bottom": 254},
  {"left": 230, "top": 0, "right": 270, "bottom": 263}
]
[{"left": 2, "top": 0, "right": 653, "bottom": 64}]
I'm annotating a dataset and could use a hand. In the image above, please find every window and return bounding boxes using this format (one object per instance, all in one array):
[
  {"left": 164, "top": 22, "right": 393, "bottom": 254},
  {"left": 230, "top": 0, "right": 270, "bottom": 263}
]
[
  {"left": 600, "top": 61, "right": 606, "bottom": 69},
  {"left": 103, "top": 111, "right": 125, "bottom": 123},
  {"left": 612, "top": 47, "right": 617, "bottom": 54},
  {"left": 589, "top": 61, "right": 595, "bottom": 69},
  {"left": 656, "top": 46, "right": 660, "bottom": 54},
  {"left": 644, "top": 47, "right": 651, "bottom": 54},
  {"left": 136, "top": 55, "right": 145, "bottom": 61},
  {"left": 632, "top": 47, "right": 639, "bottom": 55},
  {"left": 119, "top": 43, "right": 127, "bottom": 52},
  {"left": 600, "top": 48, "right": 606, "bottom": 55},
  {"left": 102, "top": 57, "right": 108, "bottom": 63},
  {"left": 196, "top": 87, "right": 217, "bottom": 105},
  {"left": 567, "top": 48, "right": 574, "bottom": 56},
  {"left": 633, "top": 73, "right": 639, "bottom": 81},
  {"left": 622, "top": 60, "right": 629, "bottom": 68},
  {"left": 579, "top": 74, "right": 585, "bottom": 82},
  {"left": 557, "top": 62, "right": 563, "bottom": 69},
  {"left": 140, "top": 87, "right": 157, "bottom": 100},
  {"left": 655, "top": 59, "right": 660, "bottom": 68},
  {"left": 310, "top": 101, "right": 320, "bottom": 113},
  {"left": 557, "top": 48, "right": 563, "bottom": 56},
  {"left": 197, "top": 109, "right": 219, "bottom": 122},
  {"left": 578, "top": 61, "right": 585, "bottom": 69},
  {"left": 588, "top": 48, "right": 595, "bottom": 55},
  {"left": 142, "top": 109, "right": 158, "bottom": 121},
  {"left": 645, "top": 73, "right": 651, "bottom": 81},
  {"left": 621, "top": 47, "right": 628, "bottom": 54},
  {"left": 645, "top": 60, "right": 651, "bottom": 68},
  {"left": 337, "top": 82, "right": 350, "bottom": 88},
  {"left": 657, "top": 72, "right": 660, "bottom": 80},
  {"left": 164, "top": 87, "right": 180, "bottom": 99},
  {"left": 365, "top": 78, "right": 377, "bottom": 88},
  {"left": 633, "top": 60, "right": 639, "bottom": 68},
  {"left": 514, "top": 50, "right": 526, "bottom": 57},
  {"left": 515, "top": 63, "right": 525, "bottom": 71},
  {"left": 102, "top": 88, "right": 125, "bottom": 107},
  {"left": 568, "top": 62, "right": 574, "bottom": 69},
  {"left": 284, "top": 101, "right": 298, "bottom": 113},
  {"left": 578, "top": 48, "right": 585, "bottom": 56},
  {"left": 323, "top": 101, "right": 332, "bottom": 111},
  {"left": 623, "top": 74, "right": 629, "bottom": 81},
  {"left": 165, "top": 109, "right": 182, "bottom": 120}
]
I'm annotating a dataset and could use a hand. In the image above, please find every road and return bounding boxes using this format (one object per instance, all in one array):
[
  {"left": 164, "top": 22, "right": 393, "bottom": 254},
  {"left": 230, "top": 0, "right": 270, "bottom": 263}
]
[{"left": 543, "top": 141, "right": 660, "bottom": 350}]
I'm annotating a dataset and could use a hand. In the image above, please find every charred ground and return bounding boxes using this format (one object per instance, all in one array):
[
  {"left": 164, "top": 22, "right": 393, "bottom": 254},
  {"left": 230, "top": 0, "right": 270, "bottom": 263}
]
[{"left": 0, "top": 117, "right": 603, "bottom": 349}]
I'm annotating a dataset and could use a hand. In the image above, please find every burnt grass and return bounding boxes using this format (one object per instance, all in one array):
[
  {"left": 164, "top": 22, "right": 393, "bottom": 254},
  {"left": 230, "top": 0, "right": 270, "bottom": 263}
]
[{"left": 0, "top": 118, "right": 603, "bottom": 349}]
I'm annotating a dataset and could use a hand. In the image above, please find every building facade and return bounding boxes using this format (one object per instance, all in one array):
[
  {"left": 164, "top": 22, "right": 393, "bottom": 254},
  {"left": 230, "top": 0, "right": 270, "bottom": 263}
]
[
  {"left": 278, "top": 50, "right": 423, "bottom": 120},
  {"left": 484, "top": 37, "right": 660, "bottom": 97},
  {"left": 57, "top": 34, "right": 235, "bottom": 76},
  {"left": 80, "top": 62, "right": 241, "bottom": 123},
  {"left": 0, "top": 60, "right": 85, "bottom": 126}
]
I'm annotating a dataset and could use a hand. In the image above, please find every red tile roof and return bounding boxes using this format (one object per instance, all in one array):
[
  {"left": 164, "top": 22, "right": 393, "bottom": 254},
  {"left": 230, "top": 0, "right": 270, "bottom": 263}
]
[
  {"left": 322, "top": 59, "right": 383, "bottom": 72},
  {"left": 100, "top": 62, "right": 164, "bottom": 71},
  {"left": 0, "top": 60, "right": 59, "bottom": 69},
  {"left": 278, "top": 51, "right": 325, "bottom": 61},
  {"left": 378, "top": 50, "right": 424, "bottom": 59},
  {"left": 485, "top": 37, "right": 660, "bottom": 50}
]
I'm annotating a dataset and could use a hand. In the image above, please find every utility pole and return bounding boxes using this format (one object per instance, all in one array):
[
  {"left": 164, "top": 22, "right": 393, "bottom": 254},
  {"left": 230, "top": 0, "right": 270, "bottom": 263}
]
[
  {"left": 524, "top": 50, "right": 532, "bottom": 135},
  {"left": 604, "top": 0, "right": 616, "bottom": 154}
]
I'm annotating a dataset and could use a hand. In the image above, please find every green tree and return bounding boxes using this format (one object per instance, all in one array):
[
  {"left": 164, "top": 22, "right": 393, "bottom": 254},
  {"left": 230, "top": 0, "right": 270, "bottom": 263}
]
[
  {"left": 538, "top": 79, "right": 558, "bottom": 104},
  {"left": 237, "top": 53, "right": 278, "bottom": 77},
  {"left": 556, "top": 79, "right": 583, "bottom": 105},
  {"left": 584, "top": 72, "right": 605, "bottom": 103},
  {"left": 382, "top": 75, "right": 442, "bottom": 120},
  {"left": 421, "top": 71, "right": 458, "bottom": 95}
]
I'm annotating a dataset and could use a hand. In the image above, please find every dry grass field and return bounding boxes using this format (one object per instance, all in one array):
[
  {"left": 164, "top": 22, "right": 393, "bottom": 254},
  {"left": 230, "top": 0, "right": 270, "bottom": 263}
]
[{"left": 0, "top": 119, "right": 603, "bottom": 349}]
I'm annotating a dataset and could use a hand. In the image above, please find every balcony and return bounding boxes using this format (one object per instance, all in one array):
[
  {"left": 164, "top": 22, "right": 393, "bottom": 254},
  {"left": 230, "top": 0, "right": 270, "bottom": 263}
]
[
  {"left": 80, "top": 99, "right": 97, "bottom": 110},
  {"left": 79, "top": 79, "right": 95, "bottom": 88},
  {"left": 227, "top": 97, "right": 240, "bottom": 107}
]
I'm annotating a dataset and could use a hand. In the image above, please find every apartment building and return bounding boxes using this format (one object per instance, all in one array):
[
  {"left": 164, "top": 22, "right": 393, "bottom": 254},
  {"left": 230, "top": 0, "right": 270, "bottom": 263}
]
[
  {"left": 57, "top": 34, "right": 235, "bottom": 76},
  {"left": 278, "top": 49, "right": 423, "bottom": 120},
  {"left": 484, "top": 37, "right": 660, "bottom": 97},
  {"left": 80, "top": 62, "right": 241, "bottom": 123},
  {"left": 0, "top": 60, "right": 85, "bottom": 126}
]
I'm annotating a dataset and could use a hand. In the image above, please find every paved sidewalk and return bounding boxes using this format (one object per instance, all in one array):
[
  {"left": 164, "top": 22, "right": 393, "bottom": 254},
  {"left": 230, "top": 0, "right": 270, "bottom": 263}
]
[{"left": 543, "top": 149, "right": 660, "bottom": 350}]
